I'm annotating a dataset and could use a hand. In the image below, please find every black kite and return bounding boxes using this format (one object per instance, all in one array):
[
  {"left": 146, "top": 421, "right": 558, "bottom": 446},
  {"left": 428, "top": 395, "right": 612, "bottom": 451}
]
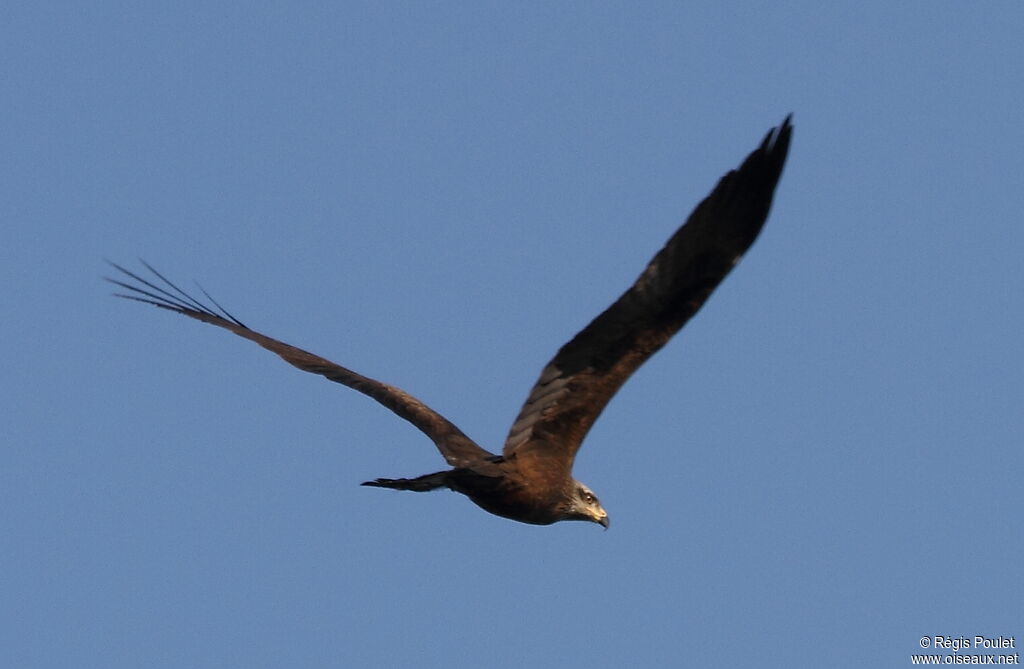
[{"left": 108, "top": 116, "right": 792, "bottom": 528}]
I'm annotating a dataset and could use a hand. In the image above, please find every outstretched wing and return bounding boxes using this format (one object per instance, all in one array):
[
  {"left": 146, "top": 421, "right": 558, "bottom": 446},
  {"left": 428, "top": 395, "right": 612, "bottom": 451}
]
[
  {"left": 503, "top": 116, "right": 793, "bottom": 476},
  {"left": 106, "top": 261, "right": 493, "bottom": 468}
]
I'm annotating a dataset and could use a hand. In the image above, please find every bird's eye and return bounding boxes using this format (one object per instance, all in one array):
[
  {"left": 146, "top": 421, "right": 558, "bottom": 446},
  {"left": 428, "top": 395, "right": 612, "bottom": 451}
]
[{"left": 581, "top": 491, "right": 595, "bottom": 503}]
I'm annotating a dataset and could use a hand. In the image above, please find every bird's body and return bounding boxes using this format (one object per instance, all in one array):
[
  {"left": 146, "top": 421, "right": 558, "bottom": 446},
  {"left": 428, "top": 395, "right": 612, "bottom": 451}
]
[{"left": 108, "top": 117, "right": 792, "bottom": 528}]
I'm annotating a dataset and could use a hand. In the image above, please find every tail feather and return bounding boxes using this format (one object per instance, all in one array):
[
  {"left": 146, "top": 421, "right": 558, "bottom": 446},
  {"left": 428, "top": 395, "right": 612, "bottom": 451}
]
[{"left": 361, "top": 471, "right": 450, "bottom": 492}]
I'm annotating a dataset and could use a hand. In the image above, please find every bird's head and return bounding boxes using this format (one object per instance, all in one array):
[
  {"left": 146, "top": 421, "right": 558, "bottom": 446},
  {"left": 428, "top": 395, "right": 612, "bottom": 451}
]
[{"left": 560, "top": 481, "right": 609, "bottom": 529}]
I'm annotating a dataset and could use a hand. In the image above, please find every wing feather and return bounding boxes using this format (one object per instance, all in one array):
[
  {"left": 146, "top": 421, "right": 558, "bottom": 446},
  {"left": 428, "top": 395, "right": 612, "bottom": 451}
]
[
  {"left": 503, "top": 117, "right": 793, "bottom": 475},
  {"left": 106, "top": 261, "right": 492, "bottom": 467}
]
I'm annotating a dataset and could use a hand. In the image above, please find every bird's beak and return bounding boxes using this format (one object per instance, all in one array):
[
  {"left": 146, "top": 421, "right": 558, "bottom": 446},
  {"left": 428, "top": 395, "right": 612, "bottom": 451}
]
[{"left": 597, "top": 514, "right": 610, "bottom": 530}]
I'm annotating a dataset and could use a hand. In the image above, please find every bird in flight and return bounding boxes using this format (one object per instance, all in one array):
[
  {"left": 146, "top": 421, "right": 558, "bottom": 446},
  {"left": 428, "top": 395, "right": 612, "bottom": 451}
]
[{"left": 108, "top": 116, "right": 792, "bottom": 529}]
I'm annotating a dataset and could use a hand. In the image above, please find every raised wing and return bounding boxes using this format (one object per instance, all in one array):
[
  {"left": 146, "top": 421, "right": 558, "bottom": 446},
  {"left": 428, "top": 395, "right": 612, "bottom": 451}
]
[
  {"left": 106, "top": 261, "right": 493, "bottom": 468},
  {"left": 503, "top": 117, "right": 793, "bottom": 475}
]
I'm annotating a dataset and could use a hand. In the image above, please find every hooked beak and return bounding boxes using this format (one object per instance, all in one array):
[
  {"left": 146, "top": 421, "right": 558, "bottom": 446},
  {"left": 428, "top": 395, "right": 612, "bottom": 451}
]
[{"left": 597, "top": 514, "right": 610, "bottom": 530}]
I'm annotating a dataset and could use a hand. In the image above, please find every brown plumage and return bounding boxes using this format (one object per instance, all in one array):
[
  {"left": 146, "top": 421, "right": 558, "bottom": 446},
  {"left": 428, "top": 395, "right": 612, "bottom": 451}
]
[{"left": 107, "top": 116, "right": 792, "bottom": 529}]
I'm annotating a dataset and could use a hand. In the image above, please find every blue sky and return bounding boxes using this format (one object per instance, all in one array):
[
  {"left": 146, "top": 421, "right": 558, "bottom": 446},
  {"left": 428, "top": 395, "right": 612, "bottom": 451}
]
[{"left": 3, "top": 3, "right": 1022, "bottom": 667}]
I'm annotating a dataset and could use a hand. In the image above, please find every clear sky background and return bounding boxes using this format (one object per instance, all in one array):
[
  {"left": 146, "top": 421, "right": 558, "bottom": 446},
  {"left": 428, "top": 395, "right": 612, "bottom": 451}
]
[{"left": 3, "top": 3, "right": 1021, "bottom": 668}]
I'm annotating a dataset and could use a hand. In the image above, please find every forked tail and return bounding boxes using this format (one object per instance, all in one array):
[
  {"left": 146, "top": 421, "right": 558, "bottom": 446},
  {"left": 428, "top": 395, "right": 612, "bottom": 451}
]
[{"left": 361, "top": 471, "right": 450, "bottom": 492}]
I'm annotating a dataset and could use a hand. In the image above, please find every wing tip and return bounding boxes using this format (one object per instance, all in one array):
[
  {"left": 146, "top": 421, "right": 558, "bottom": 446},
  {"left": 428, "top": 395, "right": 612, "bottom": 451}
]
[
  {"left": 761, "top": 114, "right": 794, "bottom": 156},
  {"left": 104, "top": 259, "right": 247, "bottom": 329}
]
